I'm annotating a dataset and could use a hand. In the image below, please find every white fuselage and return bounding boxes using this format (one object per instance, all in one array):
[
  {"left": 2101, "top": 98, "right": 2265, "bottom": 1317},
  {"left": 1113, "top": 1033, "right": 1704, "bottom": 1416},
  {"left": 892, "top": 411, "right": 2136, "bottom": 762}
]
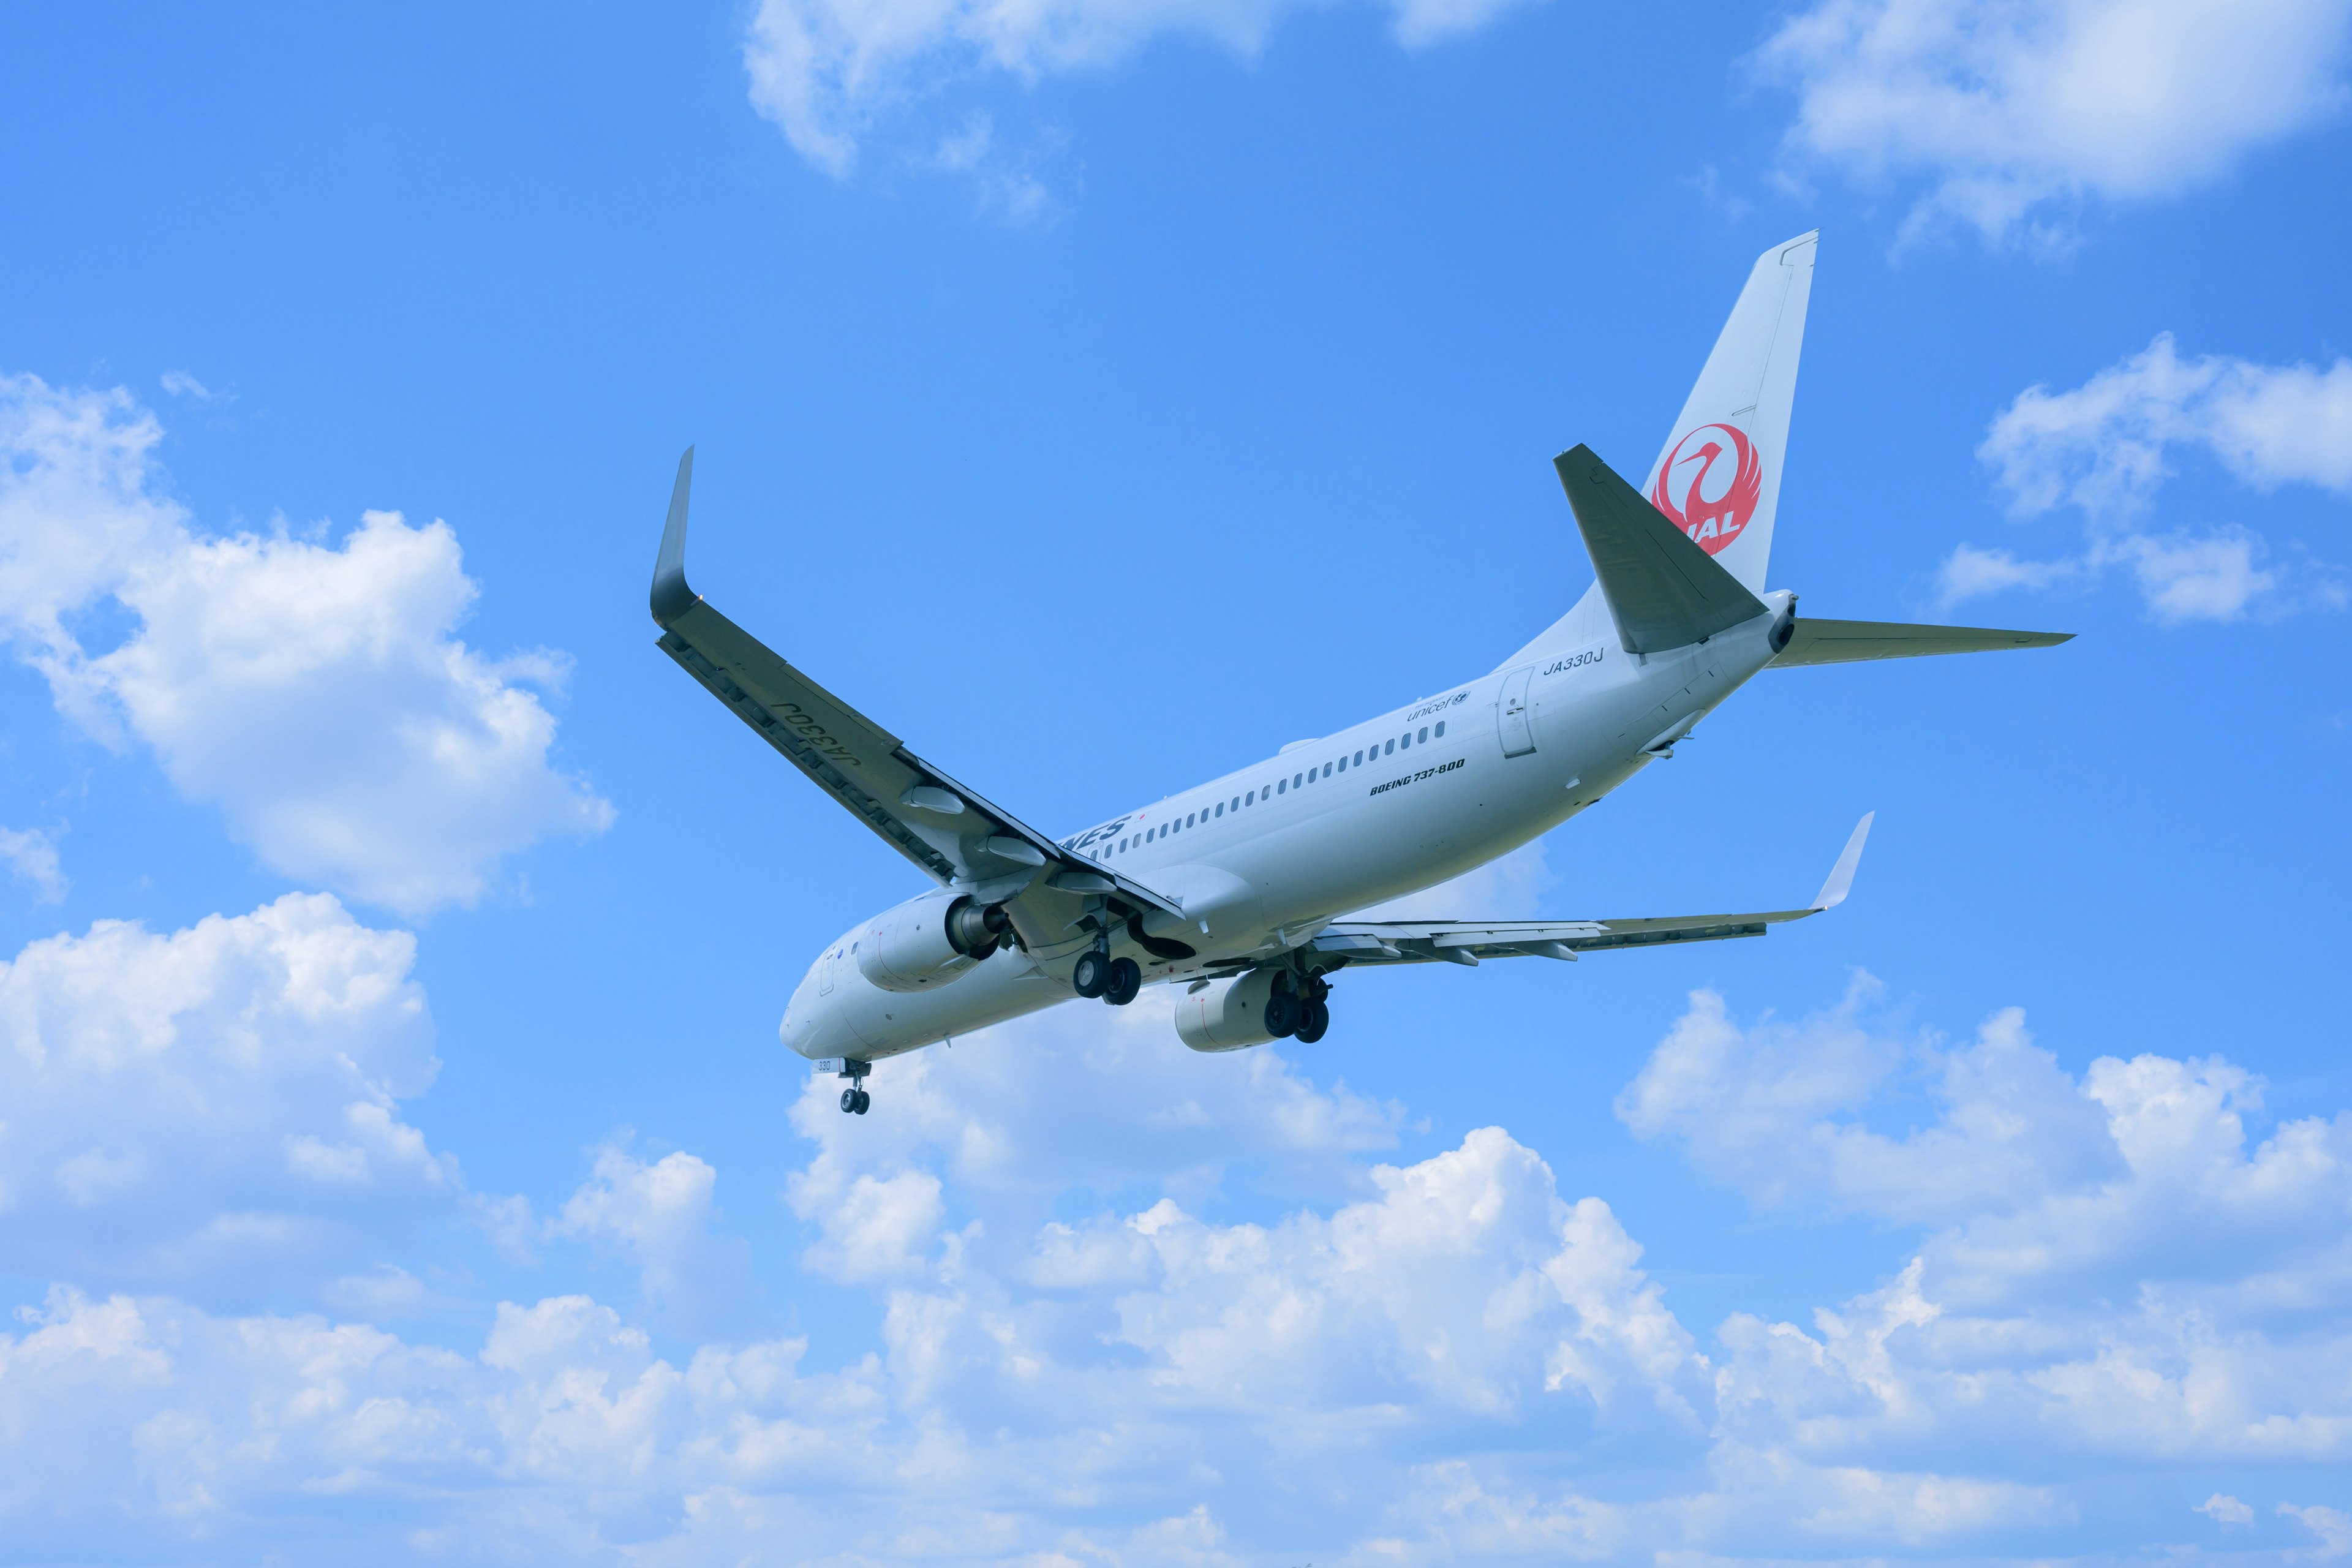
[{"left": 780, "top": 590, "right": 1793, "bottom": 1063}]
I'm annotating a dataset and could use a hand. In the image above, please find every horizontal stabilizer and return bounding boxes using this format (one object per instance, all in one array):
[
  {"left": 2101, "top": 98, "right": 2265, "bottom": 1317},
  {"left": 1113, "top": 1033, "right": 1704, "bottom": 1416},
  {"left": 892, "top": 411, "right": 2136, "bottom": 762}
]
[
  {"left": 1555, "top": 445, "right": 1767, "bottom": 655},
  {"left": 1771, "top": 618, "right": 2073, "bottom": 668}
]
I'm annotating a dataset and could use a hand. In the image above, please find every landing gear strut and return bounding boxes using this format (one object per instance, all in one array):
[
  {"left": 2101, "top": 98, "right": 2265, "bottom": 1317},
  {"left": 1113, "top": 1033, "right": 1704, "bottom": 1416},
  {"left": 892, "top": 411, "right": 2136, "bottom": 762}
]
[
  {"left": 1074, "top": 946, "right": 1143, "bottom": 1006},
  {"left": 835, "top": 1058, "right": 872, "bottom": 1115},
  {"left": 1263, "top": 971, "right": 1332, "bottom": 1042}
]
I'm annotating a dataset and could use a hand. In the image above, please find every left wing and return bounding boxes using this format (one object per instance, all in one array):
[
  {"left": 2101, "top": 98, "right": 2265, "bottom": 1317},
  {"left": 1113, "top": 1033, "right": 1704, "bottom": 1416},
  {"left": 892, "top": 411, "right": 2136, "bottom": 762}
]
[
  {"left": 1313, "top": 813, "right": 1872, "bottom": 967},
  {"left": 649, "top": 449, "right": 1184, "bottom": 923}
]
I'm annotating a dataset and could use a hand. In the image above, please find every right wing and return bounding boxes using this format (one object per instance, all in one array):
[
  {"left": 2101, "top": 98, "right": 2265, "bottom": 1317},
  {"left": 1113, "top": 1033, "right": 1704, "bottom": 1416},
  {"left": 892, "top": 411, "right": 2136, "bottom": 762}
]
[
  {"left": 649, "top": 450, "right": 1184, "bottom": 922},
  {"left": 1312, "top": 813, "right": 1872, "bottom": 967},
  {"left": 1770, "top": 617, "right": 2071, "bottom": 668}
]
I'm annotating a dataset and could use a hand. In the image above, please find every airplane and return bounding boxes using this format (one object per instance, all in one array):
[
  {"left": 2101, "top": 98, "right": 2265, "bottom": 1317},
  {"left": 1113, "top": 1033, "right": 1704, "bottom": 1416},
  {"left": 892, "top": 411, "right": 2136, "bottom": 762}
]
[{"left": 648, "top": 231, "right": 2069, "bottom": 1116}]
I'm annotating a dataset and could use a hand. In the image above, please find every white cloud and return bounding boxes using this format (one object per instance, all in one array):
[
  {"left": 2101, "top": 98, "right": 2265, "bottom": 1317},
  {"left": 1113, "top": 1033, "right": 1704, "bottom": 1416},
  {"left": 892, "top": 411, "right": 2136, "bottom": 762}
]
[
  {"left": 1618, "top": 981, "right": 2121, "bottom": 1222},
  {"left": 1759, "top": 0, "right": 2352, "bottom": 243},
  {"left": 0, "top": 823, "right": 67, "bottom": 903},
  {"left": 2284, "top": 1502, "right": 2352, "bottom": 1557},
  {"left": 0, "top": 371, "right": 613, "bottom": 913},
  {"left": 1940, "top": 335, "right": 2352, "bottom": 620},
  {"left": 742, "top": 0, "right": 1543, "bottom": 186},
  {"left": 10, "top": 946, "right": 2352, "bottom": 1559},
  {"left": 2202, "top": 1491, "right": 2256, "bottom": 1524},
  {"left": 1980, "top": 334, "right": 2352, "bottom": 516},
  {"left": 157, "top": 370, "right": 216, "bottom": 401},
  {"left": 0, "top": 892, "right": 461, "bottom": 1289},
  {"left": 551, "top": 1145, "right": 763, "bottom": 1336}
]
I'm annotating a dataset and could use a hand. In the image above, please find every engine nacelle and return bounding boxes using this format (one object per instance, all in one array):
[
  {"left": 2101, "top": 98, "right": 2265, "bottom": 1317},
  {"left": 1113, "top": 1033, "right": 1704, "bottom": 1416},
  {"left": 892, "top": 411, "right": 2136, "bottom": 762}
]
[
  {"left": 1174, "top": 968, "right": 1291, "bottom": 1052},
  {"left": 856, "top": 895, "right": 1008, "bottom": 994}
]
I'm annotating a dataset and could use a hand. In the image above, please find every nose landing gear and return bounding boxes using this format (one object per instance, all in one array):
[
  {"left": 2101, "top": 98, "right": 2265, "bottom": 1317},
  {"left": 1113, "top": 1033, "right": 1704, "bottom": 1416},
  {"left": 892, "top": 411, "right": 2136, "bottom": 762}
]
[{"left": 829, "top": 1057, "right": 872, "bottom": 1115}]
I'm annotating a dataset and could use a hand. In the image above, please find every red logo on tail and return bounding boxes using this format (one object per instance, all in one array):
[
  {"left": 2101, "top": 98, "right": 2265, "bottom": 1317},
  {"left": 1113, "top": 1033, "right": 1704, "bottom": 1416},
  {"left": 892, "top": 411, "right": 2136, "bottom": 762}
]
[{"left": 1650, "top": 424, "right": 1762, "bottom": 556}]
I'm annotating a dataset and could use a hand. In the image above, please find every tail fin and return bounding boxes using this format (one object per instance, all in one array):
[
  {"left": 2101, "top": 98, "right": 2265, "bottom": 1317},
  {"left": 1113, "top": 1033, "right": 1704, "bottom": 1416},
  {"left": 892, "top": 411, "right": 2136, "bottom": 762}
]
[{"left": 1642, "top": 233, "right": 1817, "bottom": 595}]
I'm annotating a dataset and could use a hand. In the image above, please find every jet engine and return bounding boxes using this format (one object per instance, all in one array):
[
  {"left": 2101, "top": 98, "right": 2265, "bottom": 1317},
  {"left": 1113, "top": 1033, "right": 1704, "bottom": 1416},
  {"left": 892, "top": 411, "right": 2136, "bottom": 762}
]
[
  {"left": 1174, "top": 968, "right": 1292, "bottom": 1052},
  {"left": 856, "top": 895, "right": 1009, "bottom": 994}
]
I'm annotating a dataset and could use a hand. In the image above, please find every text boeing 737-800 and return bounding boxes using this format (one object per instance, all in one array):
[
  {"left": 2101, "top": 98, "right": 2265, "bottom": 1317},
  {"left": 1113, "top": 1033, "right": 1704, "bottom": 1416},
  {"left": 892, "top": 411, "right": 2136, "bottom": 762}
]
[{"left": 649, "top": 232, "right": 2069, "bottom": 1116}]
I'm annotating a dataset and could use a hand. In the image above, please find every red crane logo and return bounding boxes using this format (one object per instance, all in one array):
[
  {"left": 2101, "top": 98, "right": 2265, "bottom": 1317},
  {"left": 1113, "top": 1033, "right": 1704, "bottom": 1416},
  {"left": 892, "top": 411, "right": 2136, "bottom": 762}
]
[{"left": 1649, "top": 423, "right": 1762, "bottom": 557}]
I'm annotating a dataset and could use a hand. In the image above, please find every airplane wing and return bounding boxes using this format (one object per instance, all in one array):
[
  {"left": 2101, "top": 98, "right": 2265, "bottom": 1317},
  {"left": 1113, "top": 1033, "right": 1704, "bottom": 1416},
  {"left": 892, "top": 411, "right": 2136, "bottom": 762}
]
[
  {"left": 649, "top": 450, "right": 1183, "bottom": 918},
  {"left": 1310, "top": 813, "right": 1872, "bottom": 967}
]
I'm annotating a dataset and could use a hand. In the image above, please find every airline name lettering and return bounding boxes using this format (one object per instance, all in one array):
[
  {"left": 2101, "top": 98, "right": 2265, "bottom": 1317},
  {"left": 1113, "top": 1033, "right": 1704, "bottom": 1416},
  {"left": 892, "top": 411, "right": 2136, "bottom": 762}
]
[
  {"left": 1368, "top": 756, "right": 1466, "bottom": 797},
  {"left": 1063, "top": 816, "right": 1132, "bottom": 853},
  {"left": 1408, "top": 692, "right": 1469, "bottom": 723}
]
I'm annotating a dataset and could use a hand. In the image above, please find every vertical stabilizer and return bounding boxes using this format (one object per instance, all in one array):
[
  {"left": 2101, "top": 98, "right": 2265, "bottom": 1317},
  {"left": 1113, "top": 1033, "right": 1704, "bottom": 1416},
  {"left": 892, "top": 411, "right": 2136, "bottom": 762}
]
[{"left": 1640, "top": 232, "right": 1816, "bottom": 595}]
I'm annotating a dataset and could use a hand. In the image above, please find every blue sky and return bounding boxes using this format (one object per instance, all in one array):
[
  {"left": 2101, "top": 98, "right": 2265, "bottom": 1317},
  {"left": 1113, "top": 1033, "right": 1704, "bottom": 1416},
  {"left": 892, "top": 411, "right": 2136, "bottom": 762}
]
[{"left": 2, "top": 1, "right": 2350, "bottom": 1561}]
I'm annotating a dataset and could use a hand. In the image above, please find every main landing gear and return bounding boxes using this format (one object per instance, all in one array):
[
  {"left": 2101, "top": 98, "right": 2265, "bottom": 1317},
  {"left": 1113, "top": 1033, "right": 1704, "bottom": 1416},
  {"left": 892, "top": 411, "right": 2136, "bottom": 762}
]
[
  {"left": 835, "top": 1058, "right": 872, "bottom": 1115},
  {"left": 1264, "top": 971, "right": 1331, "bottom": 1044},
  {"left": 1072, "top": 949, "right": 1142, "bottom": 1007}
]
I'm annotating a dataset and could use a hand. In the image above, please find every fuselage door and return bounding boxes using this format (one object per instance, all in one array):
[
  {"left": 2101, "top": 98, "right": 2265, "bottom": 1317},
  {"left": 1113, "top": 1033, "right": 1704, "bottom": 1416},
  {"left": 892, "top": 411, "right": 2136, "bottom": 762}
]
[
  {"left": 1497, "top": 666, "right": 1537, "bottom": 758},
  {"left": 818, "top": 949, "right": 836, "bottom": 994}
]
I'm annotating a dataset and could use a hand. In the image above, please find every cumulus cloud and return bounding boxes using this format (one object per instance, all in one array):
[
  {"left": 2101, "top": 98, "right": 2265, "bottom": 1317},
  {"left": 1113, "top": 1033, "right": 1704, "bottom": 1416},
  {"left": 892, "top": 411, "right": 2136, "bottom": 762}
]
[
  {"left": 551, "top": 1145, "right": 764, "bottom": 1337},
  {"left": 0, "top": 892, "right": 468, "bottom": 1292},
  {"left": 1629, "top": 979, "right": 2352, "bottom": 1510},
  {"left": 12, "top": 948, "right": 2352, "bottom": 1560},
  {"left": 1618, "top": 979, "right": 2120, "bottom": 1221},
  {"left": 0, "top": 1128, "right": 1707, "bottom": 1563},
  {"left": 0, "top": 371, "right": 613, "bottom": 913},
  {"left": 742, "top": 0, "right": 1542, "bottom": 189},
  {"left": 1758, "top": 0, "right": 2352, "bottom": 243},
  {"left": 1939, "top": 335, "right": 2352, "bottom": 620}
]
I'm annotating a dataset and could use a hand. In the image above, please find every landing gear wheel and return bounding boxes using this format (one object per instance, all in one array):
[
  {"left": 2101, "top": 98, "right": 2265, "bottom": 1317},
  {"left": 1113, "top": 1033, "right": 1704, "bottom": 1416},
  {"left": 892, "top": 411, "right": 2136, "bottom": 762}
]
[
  {"left": 841, "top": 1087, "right": 873, "bottom": 1114},
  {"left": 1072, "top": 949, "right": 1111, "bottom": 999},
  {"left": 1104, "top": 956, "right": 1142, "bottom": 1006},
  {"left": 1294, "top": 998, "right": 1330, "bottom": 1044},
  {"left": 1264, "top": 993, "right": 1300, "bottom": 1038}
]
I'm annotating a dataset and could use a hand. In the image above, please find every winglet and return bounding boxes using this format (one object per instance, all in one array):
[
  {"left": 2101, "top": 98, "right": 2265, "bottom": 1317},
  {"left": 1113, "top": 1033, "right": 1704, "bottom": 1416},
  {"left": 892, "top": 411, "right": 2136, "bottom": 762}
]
[
  {"left": 650, "top": 447, "right": 696, "bottom": 626},
  {"left": 1810, "top": 812, "right": 1874, "bottom": 911}
]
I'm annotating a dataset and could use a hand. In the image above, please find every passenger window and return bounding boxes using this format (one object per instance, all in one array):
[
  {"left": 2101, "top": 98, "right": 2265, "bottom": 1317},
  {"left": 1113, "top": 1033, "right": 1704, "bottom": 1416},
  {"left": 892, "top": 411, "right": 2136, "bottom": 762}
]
[
  {"left": 1245, "top": 790, "right": 1254, "bottom": 805},
  {"left": 1353, "top": 750, "right": 1363, "bottom": 765},
  {"left": 1434, "top": 720, "right": 1446, "bottom": 738},
  {"left": 1278, "top": 779, "right": 1287, "bottom": 794},
  {"left": 1214, "top": 802, "right": 1223, "bottom": 817},
  {"left": 1186, "top": 813, "right": 1195, "bottom": 827},
  {"left": 1336, "top": 756, "right": 1346, "bottom": 772},
  {"left": 1418, "top": 726, "right": 1428, "bottom": 743},
  {"left": 1322, "top": 762, "right": 1332, "bottom": 778},
  {"left": 1292, "top": 773, "right": 1302, "bottom": 788},
  {"left": 1400, "top": 732, "right": 1411, "bottom": 750},
  {"left": 1384, "top": 739, "right": 1395, "bottom": 755}
]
